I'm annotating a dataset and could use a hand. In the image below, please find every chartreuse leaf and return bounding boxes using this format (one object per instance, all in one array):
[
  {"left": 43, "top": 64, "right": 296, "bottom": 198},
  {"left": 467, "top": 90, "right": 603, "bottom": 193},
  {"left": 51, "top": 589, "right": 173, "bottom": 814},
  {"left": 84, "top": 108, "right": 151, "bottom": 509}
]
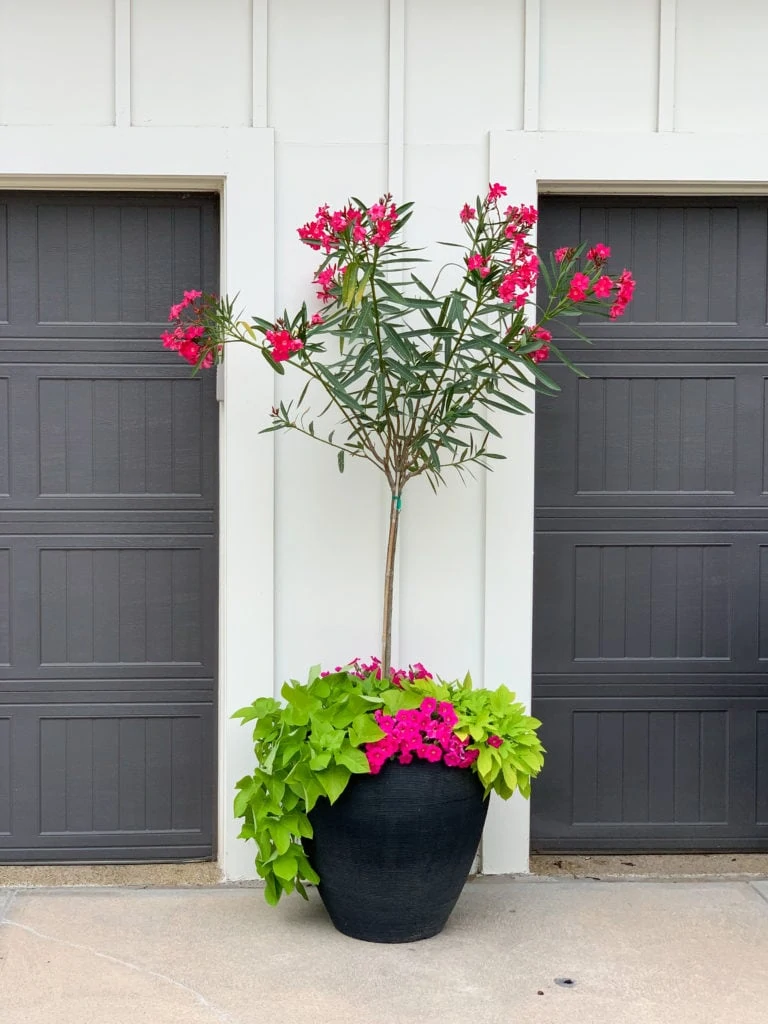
[
  {"left": 272, "top": 852, "right": 298, "bottom": 881},
  {"left": 334, "top": 744, "right": 369, "bottom": 773},
  {"left": 349, "top": 713, "right": 385, "bottom": 746},
  {"left": 317, "top": 764, "right": 350, "bottom": 804}
]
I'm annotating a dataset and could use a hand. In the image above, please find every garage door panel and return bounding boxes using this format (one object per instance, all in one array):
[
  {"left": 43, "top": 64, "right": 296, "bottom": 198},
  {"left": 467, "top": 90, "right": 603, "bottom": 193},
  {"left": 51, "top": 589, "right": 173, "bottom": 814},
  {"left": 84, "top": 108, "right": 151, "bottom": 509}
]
[
  {"left": 0, "top": 377, "right": 7, "bottom": 496},
  {"left": 0, "top": 534, "right": 215, "bottom": 680},
  {"left": 2, "top": 364, "right": 215, "bottom": 509},
  {"left": 532, "top": 698, "right": 768, "bottom": 847},
  {"left": 537, "top": 363, "right": 767, "bottom": 508},
  {"left": 0, "top": 717, "right": 9, "bottom": 834},
  {"left": 0, "top": 703, "right": 213, "bottom": 859},
  {"left": 31, "top": 200, "right": 213, "bottom": 327},
  {"left": 534, "top": 532, "right": 758, "bottom": 673},
  {"left": 36, "top": 538, "right": 215, "bottom": 675},
  {"left": 0, "top": 548, "right": 8, "bottom": 666},
  {"left": 0, "top": 191, "right": 218, "bottom": 862},
  {"left": 758, "top": 713, "right": 768, "bottom": 824}
]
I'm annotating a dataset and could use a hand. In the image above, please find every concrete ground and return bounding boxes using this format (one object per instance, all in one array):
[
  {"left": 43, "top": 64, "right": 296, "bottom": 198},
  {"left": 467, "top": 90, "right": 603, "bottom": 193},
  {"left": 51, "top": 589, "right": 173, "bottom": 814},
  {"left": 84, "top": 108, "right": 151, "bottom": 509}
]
[{"left": 1, "top": 878, "right": 767, "bottom": 1024}]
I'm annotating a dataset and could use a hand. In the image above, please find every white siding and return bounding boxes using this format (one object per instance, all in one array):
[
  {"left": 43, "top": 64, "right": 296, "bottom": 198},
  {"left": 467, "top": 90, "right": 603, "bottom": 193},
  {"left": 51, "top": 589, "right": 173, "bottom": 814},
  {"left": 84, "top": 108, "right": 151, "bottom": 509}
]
[
  {"left": 3, "top": 0, "right": 768, "bottom": 879},
  {"left": 131, "top": 0, "right": 252, "bottom": 126},
  {"left": 539, "top": 0, "right": 660, "bottom": 132},
  {"left": 675, "top": 0, "right": 768, "bottom": 132},
  {"left": 269, "top": 0, "right": 390, "bottom": 143},
  {"left": 404, "top": 0, "right": 525, "bottom": 144},
  {"left": 0, "top": 0, "right": 114, "bottom": 125}
]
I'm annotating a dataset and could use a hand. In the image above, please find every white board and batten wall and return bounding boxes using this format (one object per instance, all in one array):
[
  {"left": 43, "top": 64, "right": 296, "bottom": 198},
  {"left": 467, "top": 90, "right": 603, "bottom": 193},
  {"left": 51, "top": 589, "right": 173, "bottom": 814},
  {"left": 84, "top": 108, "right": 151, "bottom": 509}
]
[{"left": 0, "top": 0, "right": 766, "bottom": 879}]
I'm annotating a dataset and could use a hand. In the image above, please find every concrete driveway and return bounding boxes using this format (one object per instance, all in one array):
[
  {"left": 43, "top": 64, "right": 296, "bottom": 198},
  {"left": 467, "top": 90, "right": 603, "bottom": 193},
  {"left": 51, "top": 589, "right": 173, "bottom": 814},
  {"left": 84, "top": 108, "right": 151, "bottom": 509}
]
[{"left": 1, "top": 878, "right": 767, "bottom": 1024}]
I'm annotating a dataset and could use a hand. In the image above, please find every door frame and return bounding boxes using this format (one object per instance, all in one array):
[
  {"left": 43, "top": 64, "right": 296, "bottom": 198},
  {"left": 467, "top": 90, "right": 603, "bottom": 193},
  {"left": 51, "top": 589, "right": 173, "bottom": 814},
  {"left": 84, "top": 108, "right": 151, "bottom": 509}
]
[
  {"left": 0, "top": 126, "right": 276, "bottom": 880},
  {"left": 484, "top": 129, "right": 768, "bottom": 874}
]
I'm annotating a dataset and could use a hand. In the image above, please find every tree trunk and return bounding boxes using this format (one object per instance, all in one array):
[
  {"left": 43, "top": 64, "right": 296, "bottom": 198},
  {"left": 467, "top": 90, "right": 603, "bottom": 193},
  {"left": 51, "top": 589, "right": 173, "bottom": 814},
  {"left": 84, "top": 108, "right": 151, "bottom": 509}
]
[{"left": 381, "top": 492, "right": 401, "bottom": 674}]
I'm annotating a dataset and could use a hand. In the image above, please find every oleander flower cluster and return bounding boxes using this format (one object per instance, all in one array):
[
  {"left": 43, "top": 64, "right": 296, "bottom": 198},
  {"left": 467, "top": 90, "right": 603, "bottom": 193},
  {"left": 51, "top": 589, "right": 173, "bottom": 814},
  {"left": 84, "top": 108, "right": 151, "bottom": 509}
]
[{"left": 161, "top": 289, "right": 215, "bottom": 368}]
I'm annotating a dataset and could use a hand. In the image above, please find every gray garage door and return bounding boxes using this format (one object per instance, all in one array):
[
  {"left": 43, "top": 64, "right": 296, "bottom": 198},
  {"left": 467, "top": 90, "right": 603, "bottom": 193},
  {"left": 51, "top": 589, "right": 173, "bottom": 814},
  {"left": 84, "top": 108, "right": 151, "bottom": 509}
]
[
  {"left": 533, "top": 196, "right": 768, "bottom": 851},
  {"left": 0, "top": 192, "right": 218, "bottom": 861}
]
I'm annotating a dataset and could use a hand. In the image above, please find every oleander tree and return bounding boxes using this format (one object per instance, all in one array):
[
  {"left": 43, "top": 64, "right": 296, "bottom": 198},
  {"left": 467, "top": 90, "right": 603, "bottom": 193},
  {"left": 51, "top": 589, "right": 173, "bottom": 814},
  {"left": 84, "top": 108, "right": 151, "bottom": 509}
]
[{"left": 162, "top": 183, "right": 635, "bottom": 672}]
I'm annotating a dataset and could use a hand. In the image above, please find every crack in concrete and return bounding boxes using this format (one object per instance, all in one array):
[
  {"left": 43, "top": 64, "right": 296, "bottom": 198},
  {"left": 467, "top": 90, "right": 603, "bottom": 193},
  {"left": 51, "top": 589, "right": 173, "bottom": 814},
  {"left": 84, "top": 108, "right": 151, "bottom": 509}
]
[
  {"left": 749, "top": 882, "right": 768, "bottom": 907},
  {"left": 0, "top": 916, "right": 239, "bottom": 1024}
]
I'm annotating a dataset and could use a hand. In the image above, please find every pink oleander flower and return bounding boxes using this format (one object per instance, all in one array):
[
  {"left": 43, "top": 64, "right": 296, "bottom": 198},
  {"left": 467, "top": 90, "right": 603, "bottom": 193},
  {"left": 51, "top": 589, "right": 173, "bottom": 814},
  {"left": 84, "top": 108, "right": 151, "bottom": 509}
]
[
  {"left": 568, "top": 272, "right": 591, "bottom": 303},
  {"left": 487, "top": 735, "right": 503, "bottom": 748},
  {"left": 593, "top": 275, "right": 613, "bottom": 300},
  {"left": 179, "top": 340, "right": 203, "bottom": 366},
  {"left": 487, "top": 182, "right": 507, "bottom": 203},
  {"left": 370, "top": 218, "right": 394, "bottom": 247},
  {"left": 314, "top": 264, "right": 339, "bottom": 303},
  {"left": 609, "top": 268, "right": 636, "bottom": 319},
  {"left": 183, "top": 289, "right": 203, "bottom": 303},
  {"left": 310, "top": 313, "right": 324, "bottom": 325},
  {"left": 498, "top": 249, "right": 538, "bottom": 306},
  {"left": 467, "top": 253, "right": 490, "bottom": 278},
  {"left": 554, "top": 247, "right": 571, "bottom": 263},
  {"left": 528, "top": 325, "right": 552, "bottom": 364},
  {"left": 587, "top": 243, "right": 611, "bottom": 263},
  {"left": 161, "top": 327, "right": 183, "bottom": 350},
  {"left": 460, "top": 203, "right": 476, "bottom": 223},
  {"left": 265, "top": 327, "right": 303, "bottom": 362},
  {"left": 503, "top": 203, "right": 538, "bottom": 227}
]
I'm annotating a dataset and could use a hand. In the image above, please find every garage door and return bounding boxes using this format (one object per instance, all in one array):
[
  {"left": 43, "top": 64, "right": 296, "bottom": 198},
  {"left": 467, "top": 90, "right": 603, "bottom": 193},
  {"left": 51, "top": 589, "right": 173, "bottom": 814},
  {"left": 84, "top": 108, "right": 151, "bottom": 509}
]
[
  {"left": 0, "top": 192, "right": 218, "bottom": 861},
  {"left": 532, "top": 196, "right": 768, "bottom": 852}
]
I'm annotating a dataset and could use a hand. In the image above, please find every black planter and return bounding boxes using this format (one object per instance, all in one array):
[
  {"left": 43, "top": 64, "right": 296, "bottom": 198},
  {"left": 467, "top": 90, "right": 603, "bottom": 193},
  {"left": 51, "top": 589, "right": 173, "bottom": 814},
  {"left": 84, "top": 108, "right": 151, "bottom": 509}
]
[{"left": 305, "top": 760, "right": 489, "bottom": 943}]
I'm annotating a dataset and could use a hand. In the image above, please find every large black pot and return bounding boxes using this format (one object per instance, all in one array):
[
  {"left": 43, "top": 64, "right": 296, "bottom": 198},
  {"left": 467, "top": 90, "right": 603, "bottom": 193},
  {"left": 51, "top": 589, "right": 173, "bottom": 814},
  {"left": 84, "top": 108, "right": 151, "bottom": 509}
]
[{"left": 305, "top": 760, "right": 489, "bottom": 943}]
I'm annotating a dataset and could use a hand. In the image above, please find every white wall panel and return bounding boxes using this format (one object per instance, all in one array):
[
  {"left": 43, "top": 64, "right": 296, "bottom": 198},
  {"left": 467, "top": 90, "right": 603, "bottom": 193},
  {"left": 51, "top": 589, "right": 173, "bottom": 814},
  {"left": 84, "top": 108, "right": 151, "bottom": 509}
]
[
  {"left": 675, "top": 0, "right": 768, "bottom": 132},
  {"left": 0, "top": 0, "right": 114, "bottom": 125},
  {"left": 131, "top": 0, "right": 251, "bottom": 126},
  {"left": 539, "top": 0, "right": 659, "bottom": 132},
  {"left": 269, "top": 0, "right": 389, "bottom": 143},
  {"left": 404, "top": 0, "right": 525, "bottom": 143}
]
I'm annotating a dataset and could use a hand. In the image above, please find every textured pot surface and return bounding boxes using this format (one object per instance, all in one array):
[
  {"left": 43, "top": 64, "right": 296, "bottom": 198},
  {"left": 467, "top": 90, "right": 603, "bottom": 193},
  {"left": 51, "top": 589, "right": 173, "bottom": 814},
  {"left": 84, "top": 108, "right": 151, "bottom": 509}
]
[{"left": 306, "top": 760, "right": 489, "bottom": 943}]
